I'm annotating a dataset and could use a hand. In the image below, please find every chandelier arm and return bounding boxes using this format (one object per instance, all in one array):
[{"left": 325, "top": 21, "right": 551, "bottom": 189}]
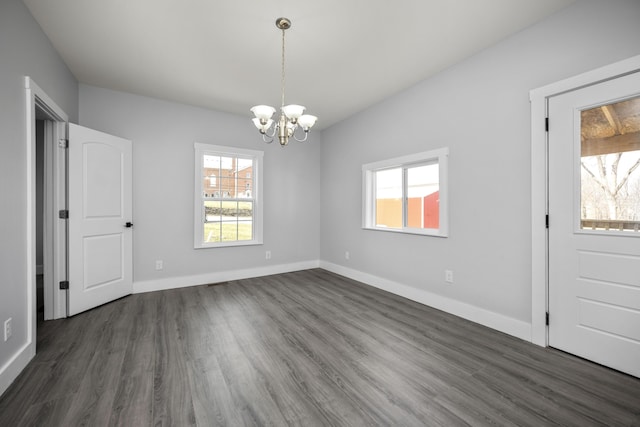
[
  {"left": 261, "top": 133, "right": 274, "bottom": 144},
  {"left": 265, "top": 125, "right": 277, "bottom": 138},
  {"left": 292, "top": 127, "right": 309, "bottom": 142}
]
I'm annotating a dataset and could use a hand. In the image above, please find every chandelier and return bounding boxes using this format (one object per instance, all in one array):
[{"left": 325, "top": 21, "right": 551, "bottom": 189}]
[{"left": 250, "top": 17, "right": 317, "bottom": 146}]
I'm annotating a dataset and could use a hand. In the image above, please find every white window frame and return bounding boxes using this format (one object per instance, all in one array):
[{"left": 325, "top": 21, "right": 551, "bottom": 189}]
[
  {"left": 362, "top": 147, "right": 449, "bottom": 237},
  {"left": 194, "top": 143, "right": 263, "bottom": 248}
]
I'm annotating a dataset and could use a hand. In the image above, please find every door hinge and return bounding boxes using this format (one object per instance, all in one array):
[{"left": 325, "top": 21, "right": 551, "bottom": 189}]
[
  {"left": 545, "top": 117, "right": 549, "bottom": 132},
  {"left": 58, "top": 138, "right": 68, "bottom": 148},
  {"left": 59, "top": 281, "right": 69, "bottom": 290},
  {"left": 545, "top": 214, "right": 549, "bottom": 229},
  {"left": 59, "top": 209, "right": 69, "bottom": 219},
  {"left": 545, "top": 312, "right": 549, "bottom": 326}
]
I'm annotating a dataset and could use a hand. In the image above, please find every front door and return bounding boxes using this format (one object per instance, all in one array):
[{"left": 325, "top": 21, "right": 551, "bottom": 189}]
[
  {"left": 548, "top": 71, "right": 640, "bottom": 377},
  {"left": 67, "top": 124, "right": 133, "bottom": 316}
]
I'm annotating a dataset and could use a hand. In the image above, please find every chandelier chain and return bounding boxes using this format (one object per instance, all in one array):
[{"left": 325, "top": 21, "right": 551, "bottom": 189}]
[{"left": 281, "top": 27, "right": 286, "bottom": 109}]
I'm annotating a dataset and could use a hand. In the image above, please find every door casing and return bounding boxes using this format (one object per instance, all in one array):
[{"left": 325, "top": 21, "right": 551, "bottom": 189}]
[
  {"left": 25, "top": 77, "right": 69, "bottom": 338},
  {"left": 529, "top": 55, "right": 640, "bottom": 347}
]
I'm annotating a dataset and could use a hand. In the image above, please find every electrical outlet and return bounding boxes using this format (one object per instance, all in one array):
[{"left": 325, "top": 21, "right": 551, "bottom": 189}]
[
  {"left": 4, "top": 318, "right": 12, "bottom": 341},
  {"left": 265, "top": 250, "right": 271, "bottom": 260},
  {"left": 345, "top": 251, "right": 350, "bottom": 260},
  {"left": 445, "top": 270, "right": 454, "bottom": 283},
  {"left": 155, "top": 260, "right": 163, "bottom": 270}
]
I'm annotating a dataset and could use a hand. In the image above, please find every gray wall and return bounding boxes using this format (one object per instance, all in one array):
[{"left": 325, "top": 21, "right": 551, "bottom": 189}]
[
  {"left": 79, "top": 85, "right": 321, "bottom": 286},
  {"left": 320, "top": 0, "right": 640, "bottom": 326},
  {"left": 0, "top": 0, "right": 78, "bottom": 378}
]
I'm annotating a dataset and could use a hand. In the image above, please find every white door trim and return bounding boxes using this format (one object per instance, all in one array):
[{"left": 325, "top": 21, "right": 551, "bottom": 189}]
[
  {"left": 25, "top": 76, "right": 69, "bottom": 326},
  {"left": 529, "top": 55, "right": 640, "bottom": 347}
]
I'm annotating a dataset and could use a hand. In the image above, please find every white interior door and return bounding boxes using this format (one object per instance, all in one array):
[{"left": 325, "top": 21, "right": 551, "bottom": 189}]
[
  {"left": 548, "top": 71, "right": 640, "bottom": 377},
  {"left": 68, "top": 124, "right": 133, "bottom": 316}
]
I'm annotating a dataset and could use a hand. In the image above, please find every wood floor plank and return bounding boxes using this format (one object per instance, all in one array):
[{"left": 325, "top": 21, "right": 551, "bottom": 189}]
[
  {"left": 184, "top": 286, "right": 246, "bottom": 426},
  {"left": 1, "top": 268, "right": 639, "bottom": 426},
  {"left": 59, "top": 294, "right": 135, "bottom": 426},
  {"left": 108, "top": 293, "right": 157, "bottom": 426},
  {"left": 18, "top": 396, "right": 76, "bottom": 427},
  {"left": 152, "top": 290, "right": 197, "bottom": 426}
]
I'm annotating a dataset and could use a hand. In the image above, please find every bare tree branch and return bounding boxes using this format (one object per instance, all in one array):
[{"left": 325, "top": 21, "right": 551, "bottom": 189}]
[
  {"left": 597, "top": 156, "right": 607, "bottom": 181},
  {"left": 582, "top": 161, "right": 612, "bottom": 196},
  {"left": 611, "top": 153, "right": 622, "bottom": 196},
  {"left": 615, "top": 157, "right": 640, "bottom": 194}
]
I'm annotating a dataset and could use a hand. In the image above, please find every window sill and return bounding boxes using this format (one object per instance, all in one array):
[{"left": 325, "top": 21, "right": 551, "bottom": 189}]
[
  {"left": 195, "top": 239, "right": 263, "bottom": 249},
  {"left": 362, "top": 226, "right": 448, "bottom": 238}
]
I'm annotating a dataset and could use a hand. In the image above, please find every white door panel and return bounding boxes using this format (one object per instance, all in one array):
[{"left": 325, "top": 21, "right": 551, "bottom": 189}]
[
  {"left": 83, "top": 234, "right": 123, "bottom": 288},
  {"left": 548, "top": 71, "right": 640, "bottom": 378},
  {"left": 84, "top": 142, "right": 123, "bottom": 218},
  {"left": 68, "top": 124, "right": 132, "bottom": 316}
]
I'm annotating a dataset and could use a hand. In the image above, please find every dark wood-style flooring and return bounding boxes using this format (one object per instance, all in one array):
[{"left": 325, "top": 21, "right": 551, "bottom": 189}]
[{"left": 1, "top": 269, "right": 639, "bottom": 426}]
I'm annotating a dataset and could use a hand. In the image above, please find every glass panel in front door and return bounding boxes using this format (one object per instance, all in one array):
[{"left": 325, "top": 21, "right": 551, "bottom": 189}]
[{"left": 580, "top": 96, "right": 640, "bottom": 233}]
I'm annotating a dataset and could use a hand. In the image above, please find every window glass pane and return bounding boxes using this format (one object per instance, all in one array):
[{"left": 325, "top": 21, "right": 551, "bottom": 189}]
[
  {"left": 220, "top": 201, "right": 238, "bottom": 217},
  {"left": 407, "top": 163, "right": 439, "bottom": 229},
  {"left": 237, "top": 178, "right": 252, "bottom": 198},
  {"left": 203, "top": 154, "right": 220, "bottom": 170},
  {"left": 221, "top": 222, "right": 238, "bottom": 242},
  {"left": 375, "top": 168, "right": 402, "bottom": 228},
  {"left": 580, "top": 96, "right": 640, "bottom": 232},
  {"left": 218, "top": 156, "right": 235, "bottom": 197},
  {"left": 203, "top": 222, "right": 221, "bottom": 243},
  {"left": 237, "top": 157, "right": 252, "bottom": 172},
  {"left": 202, "top": 155, "right": 219, "bottom": 197},
  {"left": 238, "top": 201, "right": 253, "bottom": 220},
  {"left": 218, "top": 177, "right": 234, "bottom": 198},
  {"left": 237, "top": 221, "right": 253, "bottom": 241},
  {"left": 203, "top": 201, "right": 222, "bottom": 243},
  {"left": 220, "top": 156, "right": 233, "bottom": 170},
  {"left": 205, "top": 200, "right": 222, "bottom": 222}
]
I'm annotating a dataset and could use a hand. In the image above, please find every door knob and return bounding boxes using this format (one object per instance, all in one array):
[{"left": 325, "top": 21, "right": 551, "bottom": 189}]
[{"left": 125, "top": 222, "right": 133, "bottom": 228}]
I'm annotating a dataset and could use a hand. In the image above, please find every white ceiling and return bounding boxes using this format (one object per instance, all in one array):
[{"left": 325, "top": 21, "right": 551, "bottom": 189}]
[{"left": 23, "top": 0, "right": 575, "bottom": 129}]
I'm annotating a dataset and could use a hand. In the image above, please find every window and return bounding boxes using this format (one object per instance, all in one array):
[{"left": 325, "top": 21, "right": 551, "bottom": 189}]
[
  {"left": 362, "top": 148, "right": 448, "bottom": 237},
  {"left": 194, "top": 143, "right": 263, "bottom": 248},
  {"left": 580, "top": 96, "right": 640, "bottom": 233}
]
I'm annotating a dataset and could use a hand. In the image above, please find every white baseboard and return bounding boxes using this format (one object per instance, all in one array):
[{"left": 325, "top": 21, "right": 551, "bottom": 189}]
[
  {"left": 133, "top": 260, "right": 321, "bottom": 294},
  {"left": 0, "top": 342, "right": 35, "bottom": 398},
  {"left": 134, "top": 258, "right": 531, "bottom": 341},
  {"left": 320, "top": 261, "right": 532, "bottom": 342}
]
